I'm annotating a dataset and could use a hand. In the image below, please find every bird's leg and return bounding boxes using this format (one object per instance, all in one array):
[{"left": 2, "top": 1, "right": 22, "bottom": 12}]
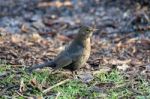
[{"left": 72, "top": 70, "right": 79, "bottom": 79}]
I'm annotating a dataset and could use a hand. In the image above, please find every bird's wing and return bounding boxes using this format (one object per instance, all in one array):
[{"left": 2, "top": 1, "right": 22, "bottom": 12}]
[
  {"left": 69, "top": 45, "right": 83, "bottom": 60},
  {"left": 53, "top": 52, "right": 72, "bottom": 69}
]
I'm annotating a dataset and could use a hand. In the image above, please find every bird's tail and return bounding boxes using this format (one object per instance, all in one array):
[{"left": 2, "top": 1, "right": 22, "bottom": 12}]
[{"left": 28, "top": 61, "right": 56, "bottom": 72}]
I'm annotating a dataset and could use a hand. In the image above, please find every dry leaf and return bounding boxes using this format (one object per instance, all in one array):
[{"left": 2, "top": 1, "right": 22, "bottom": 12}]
[
  {"left": 37, "top": 84, "right": 43, "bottom": 91},
  {"left": 38, "top": 1, "right": 72, "bottom": 8},
  {"left": 19, "top": 78, "right": 26, "bottom": 93},
  {"left": 127, "top": 38, "right": 137, "bottom": 43},
  {"left": 93, "top": 67, "right": 111, "bottom": 75},
  {"left": 110, "top": 59, "right": 131, "bottom": 65},
  {"left": 139, "top": 39, "right": 150, "bottom": 50},
  {"left": 21, "top": 24, "right": 29, "bottom": 33},
  {"left": 37, "top": 95, "right": 44, "bottom": 99},
  {"left": 29, "top": 76, "right": 37, "bottom": 86},
  {"left": 11, "top": 34, "right": 22, "bottom": 43},
  {"left": 130, "top": 59, "right": 143, "bottom": 66},
  {"left": 78, "top": 73, "right": 94, "bottom": 83},
  {"left": 57, "top": 34, "right": 71, "bottom": 42},
  {"left": 30, "top": 33, "right": 42, "bottom": 42},
  {"left": 41, "top": 78, "right": 47, "bottom": 88},
  {"left": 117, "top": 64, "right": 129, "bottom": 71}
]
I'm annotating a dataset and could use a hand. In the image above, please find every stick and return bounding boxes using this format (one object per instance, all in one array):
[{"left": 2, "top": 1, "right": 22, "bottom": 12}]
[
  {"left": 55, "top": 92, "right": 61, "bottom": 99},
  {"left": 43, "top": 79, "right": 70, "bottom": 94},
  {"left": 16, "top": 91, "right": 29, "bottom": 98}
]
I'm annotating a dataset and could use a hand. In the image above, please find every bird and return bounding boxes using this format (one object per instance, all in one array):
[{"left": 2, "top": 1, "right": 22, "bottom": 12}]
[{"left": 28, "top": 25, "right": 95, "bottom": 72}]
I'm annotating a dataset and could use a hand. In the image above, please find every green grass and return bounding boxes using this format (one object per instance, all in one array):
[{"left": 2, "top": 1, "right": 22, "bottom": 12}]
[
  {"left": 0, "top": 64, "right": 150, "bottom": 99},
  {"left": 96, "top": 70, "right": 124, "bottom": 83}
]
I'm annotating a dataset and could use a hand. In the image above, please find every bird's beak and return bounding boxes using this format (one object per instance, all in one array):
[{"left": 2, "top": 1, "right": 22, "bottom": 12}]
[
  {"left": 91, "top": 25, "right": 99, "bottom": 32},
  {"left": 93, "top": 28, "right": 99, "bottom": 32}
]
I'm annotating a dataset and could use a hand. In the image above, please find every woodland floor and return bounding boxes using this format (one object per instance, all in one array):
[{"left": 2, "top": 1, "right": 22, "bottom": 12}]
[{"left": 0, "top": 0, "right": 150, "bottom": 98}]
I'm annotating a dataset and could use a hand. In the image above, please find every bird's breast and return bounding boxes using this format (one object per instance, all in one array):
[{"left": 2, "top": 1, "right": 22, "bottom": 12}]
[{"left": 75, "top": 38, "right": 91, "bottom": 66}]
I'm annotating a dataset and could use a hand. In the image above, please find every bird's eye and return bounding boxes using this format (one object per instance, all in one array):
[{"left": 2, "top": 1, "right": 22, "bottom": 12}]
[{"left": 86, "top": 29, "right": 90, "bottom": 32}]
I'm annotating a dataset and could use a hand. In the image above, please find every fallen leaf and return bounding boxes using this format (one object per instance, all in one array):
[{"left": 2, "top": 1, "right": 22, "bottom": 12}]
[
  {"left": 30, "top": 33, "right": 42, "bottom": 42},
  {"left": 38, "top": 1, "right": 72, "bottom": 8},
  {"left": 57, "top": 34, "right": 71, "bottom": 42},
  {"left": 93, "top": 67, "right": 111, "bottom": 75},
  {"left": 19, "top": 78, "right": 26, "bottom": 93},
  {"left": 21, "top": 24, "right": 29, "bottom": 33},
  {"left": 111, "top": 59, "right": 131, "bottom": 65},
  {"left": 11, "top": 34, "right": 23, "bottom": 43},
  {"left": 78, "top": 73, "right": 94, "bottom": 83},
  {"left": 117, "top": 64, "right": 129, "bottom": 71},
  {"left": 29, "top": 76, "right": 37, "bottom": 86}
]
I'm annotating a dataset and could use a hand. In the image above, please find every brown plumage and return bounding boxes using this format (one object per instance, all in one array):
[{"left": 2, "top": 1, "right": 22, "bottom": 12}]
[{"left": 29, "top": 26, "right": 95, "bottom": 72}]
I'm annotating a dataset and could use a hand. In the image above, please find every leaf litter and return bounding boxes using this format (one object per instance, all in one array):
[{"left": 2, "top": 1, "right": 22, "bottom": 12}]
[{"left": 0, "top": 0, "right": 150, "bottom": 98}]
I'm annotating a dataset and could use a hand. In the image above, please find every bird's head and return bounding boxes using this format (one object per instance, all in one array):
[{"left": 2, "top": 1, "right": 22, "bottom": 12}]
[{"left": 77, "top": 26, "right": 96, "bottom": 39}]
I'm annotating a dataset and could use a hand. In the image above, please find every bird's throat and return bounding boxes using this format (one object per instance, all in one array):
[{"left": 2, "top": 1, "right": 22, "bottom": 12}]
[{"left": 74, "top": 37, "right": 90, "bottom": 47}]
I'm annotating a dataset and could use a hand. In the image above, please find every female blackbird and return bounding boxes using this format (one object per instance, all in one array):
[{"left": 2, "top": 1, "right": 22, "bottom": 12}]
[{"left": 29, "top": 26, "right": 95, "bottom": 72}]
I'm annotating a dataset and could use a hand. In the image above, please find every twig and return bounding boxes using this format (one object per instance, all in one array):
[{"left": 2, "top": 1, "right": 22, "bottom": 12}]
[
  {"left": 43, "top": 79, "right": 70, "bottom": 94},
  {"left": 16, "top": 91, "right": 29, "bottom": 98},
  {"left": 55, "top": 92, "right": 61, "bottom": 99}
]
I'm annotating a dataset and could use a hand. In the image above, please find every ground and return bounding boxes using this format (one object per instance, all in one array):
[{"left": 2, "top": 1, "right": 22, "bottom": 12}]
[{"left": 0, "top": 0, "right": 150, "bottom": 98}]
